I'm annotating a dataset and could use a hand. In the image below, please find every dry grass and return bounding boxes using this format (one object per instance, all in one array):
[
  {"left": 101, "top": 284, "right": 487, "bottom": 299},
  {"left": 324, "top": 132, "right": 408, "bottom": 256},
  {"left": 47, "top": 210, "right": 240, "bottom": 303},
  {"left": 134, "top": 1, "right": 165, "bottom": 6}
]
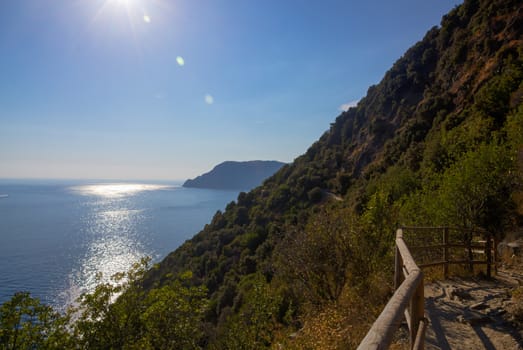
[{"left": 274, "top": 274, "right": 391, "bottom": 350}]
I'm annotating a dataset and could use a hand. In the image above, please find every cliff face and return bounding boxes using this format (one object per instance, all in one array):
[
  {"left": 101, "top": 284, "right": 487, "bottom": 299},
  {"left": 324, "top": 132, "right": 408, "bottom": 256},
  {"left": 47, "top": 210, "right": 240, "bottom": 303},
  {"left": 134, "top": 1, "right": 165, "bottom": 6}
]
[
  {"left": 145, "top": 0, "right": 523, "bottom": 347},
  {"left": 183, "top": 161, "right": 286, "bottom": 191}
]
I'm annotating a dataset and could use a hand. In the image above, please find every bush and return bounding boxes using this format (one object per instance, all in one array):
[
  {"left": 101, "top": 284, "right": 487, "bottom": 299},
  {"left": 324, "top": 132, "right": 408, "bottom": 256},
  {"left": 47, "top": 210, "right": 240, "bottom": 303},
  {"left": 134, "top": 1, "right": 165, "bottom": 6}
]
[{"left": 307, "top": 187, "right": 323, "bottom": 203}]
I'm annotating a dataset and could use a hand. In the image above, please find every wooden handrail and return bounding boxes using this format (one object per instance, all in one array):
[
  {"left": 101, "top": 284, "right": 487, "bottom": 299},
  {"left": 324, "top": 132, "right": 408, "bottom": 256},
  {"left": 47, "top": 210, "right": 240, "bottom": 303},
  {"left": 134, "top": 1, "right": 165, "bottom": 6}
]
[
  {"left": 358, "top": 229, "right": 425, "bottom": 350},
  {"left": 358, "top": 226, "right": 495, "bottom": 350}
]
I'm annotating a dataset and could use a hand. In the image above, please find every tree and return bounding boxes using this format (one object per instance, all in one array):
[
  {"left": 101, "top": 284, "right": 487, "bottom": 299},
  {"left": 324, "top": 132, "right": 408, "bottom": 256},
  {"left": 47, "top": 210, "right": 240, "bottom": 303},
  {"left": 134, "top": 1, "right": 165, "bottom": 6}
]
[
  {"left": 73, "top": 258, "right": 208, "bottom": 349},
  {"left": 73, "top": 258, "right": 150, "bottom": 349},
  {"left": 276, "top": 209, "right": 356, "bottom": 304},
  {"left": 217, "top": 274, "right": 284, "bottom": 350},
  {"left": 140, "top": 272, "right": 208, "bottom": 350},
  {"left": 435, "top": 142, "right": 514, "bottom": 232},
  {"left": 0, "top": 292, "right": 72, "bottom": 349}
]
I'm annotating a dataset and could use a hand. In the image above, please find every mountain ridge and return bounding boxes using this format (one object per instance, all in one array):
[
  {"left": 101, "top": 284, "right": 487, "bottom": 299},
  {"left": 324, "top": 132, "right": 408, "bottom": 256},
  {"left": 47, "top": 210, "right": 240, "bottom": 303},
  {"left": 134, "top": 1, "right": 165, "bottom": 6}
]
[
  {"left": 183, "top": 160, "right": 286, "bottom": 191},
  {"left": 145, "top": 0, "right": 522, "bottom": 346}
]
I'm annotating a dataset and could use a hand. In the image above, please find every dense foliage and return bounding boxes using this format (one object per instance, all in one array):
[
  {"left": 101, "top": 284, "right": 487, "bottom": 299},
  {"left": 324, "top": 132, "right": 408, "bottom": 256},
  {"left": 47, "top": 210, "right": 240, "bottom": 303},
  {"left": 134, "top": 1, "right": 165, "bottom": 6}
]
[
  {"left": 2, "top": 0, "right": 522, "bottom": 348},
  {"left": 1, "top": 259, "right": 208, "bottom": 349}
]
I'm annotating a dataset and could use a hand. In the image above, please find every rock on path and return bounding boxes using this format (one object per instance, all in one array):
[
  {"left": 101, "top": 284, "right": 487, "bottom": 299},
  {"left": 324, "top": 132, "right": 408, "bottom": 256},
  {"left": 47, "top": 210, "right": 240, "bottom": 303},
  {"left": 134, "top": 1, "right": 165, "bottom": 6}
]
[{"left": 424, "top": 270, "right": 523, "bottom": 349}]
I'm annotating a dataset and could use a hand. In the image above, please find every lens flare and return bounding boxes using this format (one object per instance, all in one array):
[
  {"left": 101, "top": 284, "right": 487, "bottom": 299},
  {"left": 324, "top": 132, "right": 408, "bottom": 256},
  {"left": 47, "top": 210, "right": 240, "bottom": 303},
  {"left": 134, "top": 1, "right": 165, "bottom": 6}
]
[
  {"left": 176, "top": 56, "right": 185, "bottom": 66},
  {"left": 205, "top": 94, "right": 214, "bottom": 105}
]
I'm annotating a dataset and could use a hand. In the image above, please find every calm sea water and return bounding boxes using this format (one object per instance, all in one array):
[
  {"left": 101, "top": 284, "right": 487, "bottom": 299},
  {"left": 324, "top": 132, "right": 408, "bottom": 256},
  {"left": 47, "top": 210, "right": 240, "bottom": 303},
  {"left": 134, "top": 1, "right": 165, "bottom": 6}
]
[{"left": 0, "top": 180, "right": 238, "bottom": 310}]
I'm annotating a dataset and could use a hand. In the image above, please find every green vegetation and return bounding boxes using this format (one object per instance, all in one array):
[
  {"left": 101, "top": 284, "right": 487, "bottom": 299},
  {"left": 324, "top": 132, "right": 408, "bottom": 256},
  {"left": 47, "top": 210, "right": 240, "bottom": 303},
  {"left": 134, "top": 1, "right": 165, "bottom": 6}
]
[
  {"left": 2, "top": 0, "right": 523, "bottom": 348},
  {"left": 1, "top": 259, "right": 208, "bottom": 349},
  {"left": 0, "top": 292, "right": 73, "bottom": 349}
]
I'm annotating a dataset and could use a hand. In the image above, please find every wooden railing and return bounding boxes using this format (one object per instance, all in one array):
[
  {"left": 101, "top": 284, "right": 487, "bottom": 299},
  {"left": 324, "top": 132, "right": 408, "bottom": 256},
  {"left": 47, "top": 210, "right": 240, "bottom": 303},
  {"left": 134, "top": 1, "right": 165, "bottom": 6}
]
[
  {"left": 402, "top": 226, "right": 496, "bottom": 279},
  {"left": 358, "top": 228, "right": 425, "bottom": 350},
  {"left": 357, "top": 227, "right": 496, "bottom": 350}
]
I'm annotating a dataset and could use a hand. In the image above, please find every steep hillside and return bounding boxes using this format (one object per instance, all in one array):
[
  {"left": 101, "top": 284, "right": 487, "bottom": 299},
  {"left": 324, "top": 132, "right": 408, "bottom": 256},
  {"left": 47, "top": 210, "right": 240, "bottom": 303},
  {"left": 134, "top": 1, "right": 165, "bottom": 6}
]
[
  {"left": 3, "top": 1, "right": 521, "bottom": 348},
  {"left": 143, "top": 1, "right": 522, "bottom": 347},
  {"left": 183, "top": 161, "right": 286, "bottom": 191}
]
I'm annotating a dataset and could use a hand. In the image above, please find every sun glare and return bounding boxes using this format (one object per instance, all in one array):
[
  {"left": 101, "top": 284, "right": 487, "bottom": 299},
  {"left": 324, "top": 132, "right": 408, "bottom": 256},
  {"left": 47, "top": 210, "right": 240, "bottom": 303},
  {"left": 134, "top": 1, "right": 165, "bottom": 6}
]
[
  {"left": 94, "top": 0, "right": 161, "bottom": 32},
  {"left": 105, "top": 0, "right": 141, "bottom": 13},
  {"left": 114, "top": 0, "right": 133, "bottom": 5},
  {"left": 71, "top": 184, "right": 172, "bottom": 198}
]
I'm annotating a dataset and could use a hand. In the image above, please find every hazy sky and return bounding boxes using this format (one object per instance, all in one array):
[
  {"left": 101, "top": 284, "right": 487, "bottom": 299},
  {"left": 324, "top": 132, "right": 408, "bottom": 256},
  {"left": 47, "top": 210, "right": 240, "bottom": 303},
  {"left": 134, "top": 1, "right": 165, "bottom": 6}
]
[{"left": 0, "top": 0, "right": 461, "bottom": 181}]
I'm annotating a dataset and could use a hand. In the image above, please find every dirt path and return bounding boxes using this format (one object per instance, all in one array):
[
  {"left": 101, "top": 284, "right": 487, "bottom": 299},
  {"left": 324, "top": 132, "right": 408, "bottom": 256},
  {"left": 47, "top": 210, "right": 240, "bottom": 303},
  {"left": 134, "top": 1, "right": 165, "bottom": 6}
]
[{"left": 424, "top": 270, "right": 523, "bottom": 349}]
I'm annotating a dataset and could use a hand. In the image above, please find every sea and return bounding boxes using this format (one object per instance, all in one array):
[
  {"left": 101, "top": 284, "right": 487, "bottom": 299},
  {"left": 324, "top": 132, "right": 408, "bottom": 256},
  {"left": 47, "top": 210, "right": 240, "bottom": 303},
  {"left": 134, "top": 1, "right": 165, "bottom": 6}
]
[{"left": 0, "top": 179, "right": 239, "bottom": 311}]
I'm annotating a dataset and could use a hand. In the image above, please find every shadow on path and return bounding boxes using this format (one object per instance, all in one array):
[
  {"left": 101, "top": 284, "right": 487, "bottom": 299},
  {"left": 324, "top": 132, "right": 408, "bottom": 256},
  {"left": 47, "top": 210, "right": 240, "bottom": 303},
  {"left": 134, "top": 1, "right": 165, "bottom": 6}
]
[
  {"left": 425, "top": 297, "right": 451, "bottom": 350},
  {"left": 423, "top": 276, "right": 523, "bottom": 349}
]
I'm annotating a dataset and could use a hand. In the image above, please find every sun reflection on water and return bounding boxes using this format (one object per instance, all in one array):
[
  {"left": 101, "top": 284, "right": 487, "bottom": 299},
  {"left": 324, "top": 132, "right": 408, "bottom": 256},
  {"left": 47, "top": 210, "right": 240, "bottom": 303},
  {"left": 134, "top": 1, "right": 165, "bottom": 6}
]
[
  {"left": 70, "top": 183, "right": 172, "bottom": 198},
  {"left": 60, "top": 183, "right": 171, "bottom": 309}
]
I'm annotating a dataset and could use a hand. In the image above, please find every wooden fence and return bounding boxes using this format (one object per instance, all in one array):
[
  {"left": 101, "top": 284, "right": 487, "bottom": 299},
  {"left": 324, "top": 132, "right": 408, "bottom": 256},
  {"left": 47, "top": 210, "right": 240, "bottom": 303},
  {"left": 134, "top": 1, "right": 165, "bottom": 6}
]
[
  {"left": 402, "top": 226, "right": 496, "bottom": 279},
  {"left": 357, "top": 227, "right": 496, "bottom": 350}
]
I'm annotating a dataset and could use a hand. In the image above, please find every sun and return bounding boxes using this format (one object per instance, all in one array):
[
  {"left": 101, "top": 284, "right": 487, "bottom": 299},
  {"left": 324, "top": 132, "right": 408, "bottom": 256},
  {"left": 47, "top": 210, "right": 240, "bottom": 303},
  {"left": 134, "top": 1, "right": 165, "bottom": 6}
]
[
  {"left": 114, "top": 0, "right": 134, "bottom": 5},
  {"left": 90, "top": 0, "right": 156, "bottom": 33},
  {"left": 107, "top": 0, "right": 151, "bottom": 22},
  {"left": 107, "top": 0, "right": 140, "bottom": 10}
]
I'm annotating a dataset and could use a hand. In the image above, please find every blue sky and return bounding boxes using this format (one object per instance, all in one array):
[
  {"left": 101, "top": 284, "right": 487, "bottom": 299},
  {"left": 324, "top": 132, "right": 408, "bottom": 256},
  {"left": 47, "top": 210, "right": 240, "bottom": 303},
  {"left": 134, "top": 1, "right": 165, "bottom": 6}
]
[{"left": 0, "top": 0, "right": 462, "bottom": 180}]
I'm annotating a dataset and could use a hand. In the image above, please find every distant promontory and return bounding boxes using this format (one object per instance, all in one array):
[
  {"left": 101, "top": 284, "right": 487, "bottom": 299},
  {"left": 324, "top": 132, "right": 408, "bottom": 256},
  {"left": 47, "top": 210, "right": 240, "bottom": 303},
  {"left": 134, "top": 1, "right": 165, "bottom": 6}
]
[{"left": 183, "top": 160, "right": 286, "bottom": 191}]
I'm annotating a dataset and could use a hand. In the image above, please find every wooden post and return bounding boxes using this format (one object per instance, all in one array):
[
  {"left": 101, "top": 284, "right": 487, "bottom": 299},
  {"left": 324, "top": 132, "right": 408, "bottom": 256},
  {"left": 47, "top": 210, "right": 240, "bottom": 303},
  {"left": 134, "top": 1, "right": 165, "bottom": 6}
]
[
  {"left": 486, "top": 234, "right": 492, "bottom": 278},
  {"left": 443, "top": 227, "right": 449, "bottom": 279},
  {"left": 494, "top": 235, "right": 498, "bottom": 274},
  {"left": 410, "top": 273, "right": 424, "bottom": 349},
  {"left": 467, "top": 231, "right": 474, "bottom": 274},
  {"left": 413, "top": 318, "right": 427, "bottom": 350},
  {"left": 395, "top": 245, "right": 403, "bottom": 290}
]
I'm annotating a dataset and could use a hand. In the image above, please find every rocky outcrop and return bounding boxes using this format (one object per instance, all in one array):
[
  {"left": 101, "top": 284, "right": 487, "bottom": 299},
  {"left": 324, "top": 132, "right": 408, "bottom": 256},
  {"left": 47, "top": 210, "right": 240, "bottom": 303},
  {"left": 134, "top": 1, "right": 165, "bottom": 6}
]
[{"left": 183, "top": 161, "right": 286, "bottom": 191}]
